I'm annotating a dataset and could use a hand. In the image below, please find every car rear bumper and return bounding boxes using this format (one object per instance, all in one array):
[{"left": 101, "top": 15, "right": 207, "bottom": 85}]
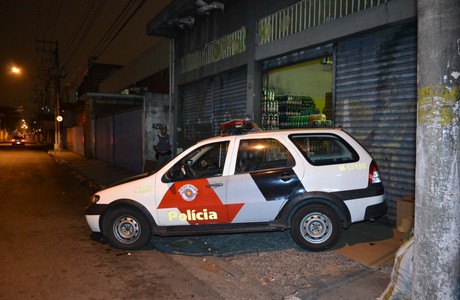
[
  {"left": 345, "top": 194, "right": 386, "bottom": 223},
  {"left": 364, "top": 200, "right": 388, "bottom": 220}
]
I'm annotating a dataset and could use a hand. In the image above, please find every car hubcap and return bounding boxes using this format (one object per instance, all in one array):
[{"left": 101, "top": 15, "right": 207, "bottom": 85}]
[
  {"left": 300, "top": 212, "right": 332, "bottom": 244},
  {"left": 113, "top": 216, "right": 140, "bottom": 244}
]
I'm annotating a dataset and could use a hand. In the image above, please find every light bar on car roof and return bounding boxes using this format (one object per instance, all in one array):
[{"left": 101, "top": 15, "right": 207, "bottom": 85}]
[{"left": 220, "top": 119, "right": 261, "bottom": 135}]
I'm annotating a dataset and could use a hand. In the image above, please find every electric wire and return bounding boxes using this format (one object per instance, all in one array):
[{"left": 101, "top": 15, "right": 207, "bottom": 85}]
[
  {"left": 89, "top": 0, "right": 138, "bottom": 60},
  {"left": 93, "top": 0, "right": 147, "bottom": 59},
  {"left": 35, "top": 0, "right": 148, "bottom": 87},
  {"left": 49, "top": 0, "right": 63, "bottom": 41},
  {"left": 74, "top": 0, "right": 148, "bottom": 83},
  {"left": 62, "top": 1, "right": 106, "bottom": 68},
  {"left": 62, "top": 0, "right": 99, "bottom": 65}
]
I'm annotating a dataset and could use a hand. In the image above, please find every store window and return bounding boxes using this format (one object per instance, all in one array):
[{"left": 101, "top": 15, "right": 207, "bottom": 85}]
[{"left": 262, "top": 56, "right": 333, "bottom": 130}]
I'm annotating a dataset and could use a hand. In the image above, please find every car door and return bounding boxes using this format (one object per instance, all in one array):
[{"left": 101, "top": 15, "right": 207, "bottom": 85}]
[
  {"left": 226, "top": 137, "right": 303, "bottom": 222},
  {"left": 154, "top": 140, "right": 244, "bottom": 226}
]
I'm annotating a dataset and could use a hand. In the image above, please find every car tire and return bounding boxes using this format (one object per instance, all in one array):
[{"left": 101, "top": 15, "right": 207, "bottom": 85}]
[
  {"left": 291, "top": 204, "right": 341, "bottom": 252},
  {"left": 105, "top": 207, "right": 151, "bottom": 250}
]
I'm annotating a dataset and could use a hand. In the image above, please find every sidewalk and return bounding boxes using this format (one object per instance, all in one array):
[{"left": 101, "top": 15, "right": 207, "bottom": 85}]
[{"left": 49, "top": 150, "right": 137, "bottom": 191}]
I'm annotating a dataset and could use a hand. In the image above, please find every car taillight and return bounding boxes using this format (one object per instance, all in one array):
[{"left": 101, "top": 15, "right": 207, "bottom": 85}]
[{"left": 369, "top": 160, "right": 381, "bottom": 184}]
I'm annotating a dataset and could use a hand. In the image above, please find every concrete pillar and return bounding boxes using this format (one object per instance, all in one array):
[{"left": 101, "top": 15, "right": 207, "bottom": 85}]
[
  {"left": 245, "top": 2, "right": 261, "bottom": 122},
  {"left": 414, "top": 0, "right": 460, "bottom": 299}
]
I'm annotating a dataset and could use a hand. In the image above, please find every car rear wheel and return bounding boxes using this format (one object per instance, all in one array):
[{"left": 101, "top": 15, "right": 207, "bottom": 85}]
[
  {"left": 291, "top": 204, "right": 341, "bottom": 252},
  {"left": 105, "top": 207, "right": 151, "bottom": 250}
]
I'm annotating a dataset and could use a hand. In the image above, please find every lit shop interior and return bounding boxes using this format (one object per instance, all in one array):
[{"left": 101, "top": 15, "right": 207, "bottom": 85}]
[{"left": 261, "top": 56, "right": 333, "bottom": 130}]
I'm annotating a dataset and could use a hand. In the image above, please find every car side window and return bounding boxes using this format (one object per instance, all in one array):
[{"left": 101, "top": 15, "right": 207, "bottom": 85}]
[
  {"left": 235, "top": 138, "right": 294, "bottom": 174},
  {"left": 163, "top": 141, "right": 229, "bottom": 182},
  {"left": 290, "top": 134, "right": 359, "bottom": 165}
]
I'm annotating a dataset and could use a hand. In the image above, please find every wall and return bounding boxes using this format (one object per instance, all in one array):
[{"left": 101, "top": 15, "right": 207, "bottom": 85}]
[
  {"left": 66, "top": 126, "right": 85, "bottom": 156},
  {"left": 144, "top": 93, "right": 170, "bottom": 171},
  {"left": 99, "top": 39, "right": 170, "bottom": 93}
]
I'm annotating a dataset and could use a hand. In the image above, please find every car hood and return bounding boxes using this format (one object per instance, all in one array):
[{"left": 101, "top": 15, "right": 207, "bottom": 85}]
[{"left": 106, "top": 172, "right": 152, "bottom": 188}]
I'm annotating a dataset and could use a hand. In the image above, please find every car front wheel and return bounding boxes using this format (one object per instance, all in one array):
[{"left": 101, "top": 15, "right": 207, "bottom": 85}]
[
  {"left": 291, "top": 204, "right": 341, "bottom": 252},
  {"left": 105, "top": 207, "right": 151, "bottom": 250}
]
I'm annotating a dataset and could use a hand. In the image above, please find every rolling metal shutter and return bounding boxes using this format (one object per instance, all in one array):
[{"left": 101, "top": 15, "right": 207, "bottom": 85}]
[
  {"left": 180, "top": 67, "right": 247, "bottom": 148},
  {"left": 335, "top": 22, "right": 417, "bottom": 221},
  {"left": 212, "top": 68, "right": 248, "bottom": 135},
  {"left": 181, "top": 78, "right": 214, "bottom": 148}
]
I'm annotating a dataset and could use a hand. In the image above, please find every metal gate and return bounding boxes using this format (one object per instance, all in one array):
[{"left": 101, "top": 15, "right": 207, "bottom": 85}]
[
  {"left": 335, "top": 21, "right": 417, "bottom": 220},
  {"left": 180, "top": 67, "right": 247, "bottom": 148},
  {"left": 95, "top": 109, "right": 143, "bottom": 173}
]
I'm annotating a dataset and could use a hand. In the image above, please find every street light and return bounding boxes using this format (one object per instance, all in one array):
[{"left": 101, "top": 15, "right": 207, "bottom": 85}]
[
  {"left": 10, "top": 64, "right": 63, "bottom": 151},
  {"left": 10, "top": 66, "right": 22, "bottom": 74}
]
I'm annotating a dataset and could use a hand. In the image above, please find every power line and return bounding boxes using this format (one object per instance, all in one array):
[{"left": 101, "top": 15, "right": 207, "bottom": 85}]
[
  {"left": 89, "top": 0, "right": 138, "bottom": 59},
  {"left": 49, "top": 0, "right": 63, "bottom": 40},
  {"left": 41, "top": 0, "right": 54, "bottom": 38},
  {"left": 62, "top": 1, "right": 107, "bottom": 68},
  {"left": 63, "top": 0, "right": 96, "bottom": 57},
  {"left": 93, "top": 0, "right": 147, "bottom": 59},
  {"left": 74, "top": 0, "right": 147, "bottom": 83}
]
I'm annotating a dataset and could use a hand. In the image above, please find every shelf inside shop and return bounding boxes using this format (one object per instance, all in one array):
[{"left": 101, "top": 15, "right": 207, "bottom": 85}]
[{"left": 261, "top": 89, "right": 332, "bottom": 130}]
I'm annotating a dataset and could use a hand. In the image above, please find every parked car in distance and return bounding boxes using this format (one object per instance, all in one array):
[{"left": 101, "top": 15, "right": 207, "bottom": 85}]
[
  {"left": 11, "top": 136, "right": 26, "bottom": 146},
  {"left": 85, "top": 120, "right": 387, "bottom": 252}
]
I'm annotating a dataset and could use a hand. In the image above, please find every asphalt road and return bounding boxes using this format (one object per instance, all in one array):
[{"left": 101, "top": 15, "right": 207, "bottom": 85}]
[
  {"left": 0, "top": 146, "right": 223, "bottom": 300},
  {"left": 1, "top": 145, "right": 394, "bottom": 300}
]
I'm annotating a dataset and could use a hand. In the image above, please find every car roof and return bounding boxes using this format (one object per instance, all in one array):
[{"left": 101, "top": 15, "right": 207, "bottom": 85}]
[{"left": 194, "top": 128, "right": 346, "bottom": 145}]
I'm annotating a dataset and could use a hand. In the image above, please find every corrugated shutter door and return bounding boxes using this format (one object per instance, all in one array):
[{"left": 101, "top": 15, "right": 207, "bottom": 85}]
[
  {"left": 212, "top": 67, "right": 247, "bottom": 136},
  {"left": 180, "top": 67, "right": 247, "bottom": 148},
  {"left": 335, "top": 22, "right": 417, "bottom": 221},
  {"left": 181, "top": 78, "right": 214, "bottom": 148}
]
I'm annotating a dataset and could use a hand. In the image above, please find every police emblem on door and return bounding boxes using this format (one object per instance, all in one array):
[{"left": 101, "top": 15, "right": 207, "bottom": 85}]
[{"left": 178, "top": 184, "right": 198, "bottom": 202}]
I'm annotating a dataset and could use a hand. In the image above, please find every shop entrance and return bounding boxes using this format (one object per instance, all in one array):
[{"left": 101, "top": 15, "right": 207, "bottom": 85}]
[{"left": 261, "top": 56, "right": 333, "bottom": 130}]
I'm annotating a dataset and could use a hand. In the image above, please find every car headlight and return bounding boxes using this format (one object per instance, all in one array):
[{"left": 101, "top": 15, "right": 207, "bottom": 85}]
[{"left": 89, "top": 194, "right": 100, "bottom": 205}]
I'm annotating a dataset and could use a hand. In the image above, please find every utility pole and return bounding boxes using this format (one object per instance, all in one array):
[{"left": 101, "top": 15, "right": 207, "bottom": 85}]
[
  {"left": 414, "top": 0, "right": 460, "bottom": 299},
  {"left": 36, "top": 39, "right": 62, "bottom": 151}
]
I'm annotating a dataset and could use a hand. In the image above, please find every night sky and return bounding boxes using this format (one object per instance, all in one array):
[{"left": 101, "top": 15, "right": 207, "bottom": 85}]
[{"left": 0, "top": 0, "right": 169, "bottom": 121}]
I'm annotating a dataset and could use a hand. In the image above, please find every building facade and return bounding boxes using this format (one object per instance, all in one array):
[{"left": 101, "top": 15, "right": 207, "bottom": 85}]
[{"left": 147, "top": 0, "right": 417, "bottom": 220}]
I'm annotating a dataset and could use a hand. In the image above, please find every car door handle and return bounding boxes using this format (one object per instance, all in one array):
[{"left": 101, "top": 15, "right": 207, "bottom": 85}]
[
  {"left": 206, "top": 182, "right": 224, "bottom": 188},
  {"left": 279, "top": 173, "right": 296, "bottom": 181}
]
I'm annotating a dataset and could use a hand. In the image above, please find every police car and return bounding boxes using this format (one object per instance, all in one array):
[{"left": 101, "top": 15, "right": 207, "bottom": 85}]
[{"left": 85, "top": 120, "right": 387, "bottom": 252}]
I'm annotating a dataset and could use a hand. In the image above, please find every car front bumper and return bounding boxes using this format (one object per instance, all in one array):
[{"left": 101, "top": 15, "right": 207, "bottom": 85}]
[
  {"left": 85, "top": 203, "right": 108, "bottom": 232},
  {"left": 85, "top": 215, "right": 101, "bottom": 232}
]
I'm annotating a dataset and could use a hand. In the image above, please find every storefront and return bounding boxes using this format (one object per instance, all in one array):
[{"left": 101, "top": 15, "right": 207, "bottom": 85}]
[
  {"left": 147, "top": 0, "right": 417, "bottom": 220},
  {"left": 178, "top": 67, "right": 247, "bottom": 149},
  {"left": 261, "top": 45, "right": 334, "bottom": 130}
]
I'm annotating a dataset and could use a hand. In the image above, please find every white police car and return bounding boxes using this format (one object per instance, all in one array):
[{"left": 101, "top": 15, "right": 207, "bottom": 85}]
[{"left": 85, "top": 121, "right": 386, "bottom": 251}]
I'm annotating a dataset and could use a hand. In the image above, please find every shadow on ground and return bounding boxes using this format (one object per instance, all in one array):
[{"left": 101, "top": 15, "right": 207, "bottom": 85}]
[{"left": 90, "top": 218, "right": 397, "bottom": 259}]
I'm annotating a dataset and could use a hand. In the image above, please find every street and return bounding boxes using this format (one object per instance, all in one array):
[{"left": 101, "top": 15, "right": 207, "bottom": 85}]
[
  {"left": 0, "top": 146, "right": 222, "bottom": 300},
  {"left": 0, "top": 145, "right": 396, "bottom": 300}
]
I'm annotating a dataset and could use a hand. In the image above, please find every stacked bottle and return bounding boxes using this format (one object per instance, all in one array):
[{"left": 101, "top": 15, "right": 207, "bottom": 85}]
[
  {"left": 261, "top": 91, "right": 333, "bottom": 129},
  {"left": 261, "top": 89, "right": 279, "bottom": 130},
  {"left": 278, "top": 95, "right": 318, "bottom": 128}
]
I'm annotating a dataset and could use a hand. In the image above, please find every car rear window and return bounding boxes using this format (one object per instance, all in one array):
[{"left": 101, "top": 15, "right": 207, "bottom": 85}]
[{"left": 290, "top": 134, "right": 359, "bottom": 166}]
